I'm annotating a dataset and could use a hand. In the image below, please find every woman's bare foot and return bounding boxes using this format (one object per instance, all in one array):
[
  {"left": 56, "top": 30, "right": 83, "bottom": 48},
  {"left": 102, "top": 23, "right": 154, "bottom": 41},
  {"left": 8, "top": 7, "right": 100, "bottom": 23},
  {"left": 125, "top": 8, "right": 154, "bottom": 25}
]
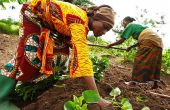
[{"left": 125, "top": 81, "right": 138, "bottom": 86}]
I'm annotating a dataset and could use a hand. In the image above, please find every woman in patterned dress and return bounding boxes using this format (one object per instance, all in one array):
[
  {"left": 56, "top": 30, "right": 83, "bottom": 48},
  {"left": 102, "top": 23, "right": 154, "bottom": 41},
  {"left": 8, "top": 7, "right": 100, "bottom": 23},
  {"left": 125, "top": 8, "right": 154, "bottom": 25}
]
[{"left": 0, "top": 0, "right": 116, "bottom": 109}]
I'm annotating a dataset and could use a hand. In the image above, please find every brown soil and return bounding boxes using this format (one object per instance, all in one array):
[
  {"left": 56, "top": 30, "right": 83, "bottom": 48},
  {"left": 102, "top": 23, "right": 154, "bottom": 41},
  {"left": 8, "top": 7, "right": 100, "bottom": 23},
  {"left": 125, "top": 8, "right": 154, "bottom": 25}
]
[{"left": 0, "top": 34, "right": 170, "bottom": 110}]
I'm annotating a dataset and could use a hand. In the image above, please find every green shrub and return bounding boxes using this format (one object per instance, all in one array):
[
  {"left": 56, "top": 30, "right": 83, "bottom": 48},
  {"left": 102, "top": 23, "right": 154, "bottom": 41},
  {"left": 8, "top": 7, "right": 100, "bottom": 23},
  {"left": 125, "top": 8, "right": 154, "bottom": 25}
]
[
  {"left": 0, "top": 18, "right": 19, "bottom": 35},
  {"left": 162, "top": 49, "right": 170, "bottom": 74},
  {"left": 90, "top": 55, "right": 109, "bottom": 82},
  {"left": 15, "top": 55, "right": 69, "bottom": 101}
]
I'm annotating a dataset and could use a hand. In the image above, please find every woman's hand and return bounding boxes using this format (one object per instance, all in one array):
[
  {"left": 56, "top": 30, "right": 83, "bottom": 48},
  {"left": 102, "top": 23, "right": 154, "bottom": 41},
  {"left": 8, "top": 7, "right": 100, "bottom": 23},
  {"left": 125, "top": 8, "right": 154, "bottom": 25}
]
[
  {"left": 106, "top": 44, "right": 113, "bottom": 48},
  {"left": 126, "top": 46, "right": 132, "bottom": 52}
]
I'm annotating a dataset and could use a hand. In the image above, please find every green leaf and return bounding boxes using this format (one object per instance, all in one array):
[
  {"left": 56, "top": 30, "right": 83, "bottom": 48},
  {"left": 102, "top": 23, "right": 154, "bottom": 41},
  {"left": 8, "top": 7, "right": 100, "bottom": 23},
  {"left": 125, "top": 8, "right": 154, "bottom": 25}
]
[
  {"left": 64, "top": 101, "right": 76, "bottom": 110},
  {"left": 136, "top": 96, "right": 148, "bottom": 102},
  {"left": 81, "top": 104, "right": 88, "bottom": 110},
  {"left": 53, "top": 66, "right": 62, "bottom": 72},
  {"left": 73, "top": 95, "right": 80, "bottom": 105},
  {"left": 121, "top": 98, "right": 133, "bottom": 110},
  {"left": 141, "top": 106, "right": 150, "bottom": 110},
  {"left": 82, "top": 90, "right": 100, "bottom": 103},
  {"left": 75, "top": 105, "right": 81, "bottom": 110},
  {"left": 78, "top": 96, "right": 84, "bottom": 106},
  {"left": 109, "top": 87, "right": 121, "bottom": 98},
  {"left": 56, "top": 55, "right": 61, "bottom": 66}
]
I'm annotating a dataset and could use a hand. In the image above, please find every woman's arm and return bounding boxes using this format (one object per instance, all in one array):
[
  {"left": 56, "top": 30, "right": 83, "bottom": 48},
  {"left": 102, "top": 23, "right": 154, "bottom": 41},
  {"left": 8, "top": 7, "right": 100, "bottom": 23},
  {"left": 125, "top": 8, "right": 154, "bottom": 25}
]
[
  {"left": 69, "top": 23, "right": 111, "bottom": 107},
  {"left": 107, "top": 23, "right": 134, "bottom": 48},
  {"left": 106, "top": 38, "right": 126, "bottom": 48}
]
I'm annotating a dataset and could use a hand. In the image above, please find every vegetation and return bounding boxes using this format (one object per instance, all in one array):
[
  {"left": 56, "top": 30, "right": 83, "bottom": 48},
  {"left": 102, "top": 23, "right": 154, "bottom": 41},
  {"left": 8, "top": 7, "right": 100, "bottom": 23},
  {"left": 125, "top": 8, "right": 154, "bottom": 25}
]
[
  {"left": 162, "top": 49, "right": 170, "bottom": 74},
  {"left": 0, "top": 1, "right": 169, "bottom": 109},
  {"left": 109, "top": 87, "right": 133, "bottom": 110},
  {"left": 0, "top": 0, "right": 27, "bottom": 8},
  {"left": 64, "top": 90, "right": 100, "bottom": 110},
  {"left": 15, "top": 55, "right": 69, "bottom": 101},
  {"left": 15, "top": 74, "right": 69, "bottom": 101},
  {"left": 14, "top": 54, "right": 109, "bottom": 101},
  {"left": 88, "top": 35, "right": 170, "bottom": 74},
  {"left": 90, "top": 54, "right": 109, "bottom": 82},
  {"left": 0, "top": 18, "right": 19, "bottom": 34}
]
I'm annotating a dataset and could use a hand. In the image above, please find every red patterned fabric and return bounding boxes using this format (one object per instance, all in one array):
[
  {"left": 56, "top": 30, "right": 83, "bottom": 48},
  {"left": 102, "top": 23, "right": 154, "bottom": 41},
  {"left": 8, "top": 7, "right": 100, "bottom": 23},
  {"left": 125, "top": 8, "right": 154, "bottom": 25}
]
[
  {"left": 66, "top": 14, "right": 85, "bottom": 25},
  {"left": 70, "top": 44, "right": 78, "bottom": 76},
  {"left": 17, "top": 4, "right": 41, "bottom": 81},
  {"left": 49, "top": 2, "right": 63, "bottom": 21}
]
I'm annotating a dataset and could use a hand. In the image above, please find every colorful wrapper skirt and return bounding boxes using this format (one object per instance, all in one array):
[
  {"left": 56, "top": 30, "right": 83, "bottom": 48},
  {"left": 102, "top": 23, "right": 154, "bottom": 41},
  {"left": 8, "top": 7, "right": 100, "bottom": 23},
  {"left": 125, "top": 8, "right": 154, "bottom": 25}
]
[{"left": 132, "top": 40, "right": 162, "bottom": 82}]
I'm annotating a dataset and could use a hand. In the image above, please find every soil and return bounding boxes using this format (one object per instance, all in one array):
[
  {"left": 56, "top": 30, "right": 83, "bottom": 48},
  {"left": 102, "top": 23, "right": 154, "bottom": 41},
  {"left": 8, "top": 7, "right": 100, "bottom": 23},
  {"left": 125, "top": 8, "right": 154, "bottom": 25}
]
[{"left": 0, "top": 34, "right": 170, "bottom": 110}]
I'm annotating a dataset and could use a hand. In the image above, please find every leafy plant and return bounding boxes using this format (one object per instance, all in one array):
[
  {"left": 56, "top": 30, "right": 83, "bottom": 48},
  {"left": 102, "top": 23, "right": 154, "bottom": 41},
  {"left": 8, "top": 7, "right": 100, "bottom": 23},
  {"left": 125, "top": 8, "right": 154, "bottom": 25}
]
[
  {"left": 15, "top": 74, "right": 68, "bottom": 101},
  {"left": 109, "top": 87, "right": 133, "bottom": 110},
  {"left": 53, "top": 55, "right": 68, "bottom": 76},
  {"left": 0, "top": 0, "right": 27, "bottom": 9},
  {"left": 0, "top": 18, "right": 19, "bottom": 35},
  {"left": 64, "top": 90, "right": 100, "bottom": 110},
  {"left": 15, "top": 55, "right": 69, "bottom": 101},
  {"left": 162, "top": 49, "right": 170, "bottom": 74},
  {"left": 90, "top": 55, "right": 109, "bottom": 82}
]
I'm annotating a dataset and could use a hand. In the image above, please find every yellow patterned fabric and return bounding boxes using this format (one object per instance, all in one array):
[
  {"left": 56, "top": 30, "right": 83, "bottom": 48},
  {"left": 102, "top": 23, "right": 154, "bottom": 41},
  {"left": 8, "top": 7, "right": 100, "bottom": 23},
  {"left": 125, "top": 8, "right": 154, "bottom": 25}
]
[
  {"left": 69, "top": 24, "right": 93, "bottom": 78},
  {"left": 138, "top": 28, "right": 163, "bottom": 48},
  {"left": 29, "top": 0, "right": 93, "bottom": 78}
]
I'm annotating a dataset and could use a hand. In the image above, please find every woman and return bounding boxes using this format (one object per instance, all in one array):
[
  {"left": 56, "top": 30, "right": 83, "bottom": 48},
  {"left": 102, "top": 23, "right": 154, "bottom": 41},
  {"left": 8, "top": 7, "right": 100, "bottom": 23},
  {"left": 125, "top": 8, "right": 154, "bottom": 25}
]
[
  {"left": 0, "top": 0, "right": 116, "bottom": 109},
  {"left": 107, "top": 16, "right": 163, "bottom": 87}
]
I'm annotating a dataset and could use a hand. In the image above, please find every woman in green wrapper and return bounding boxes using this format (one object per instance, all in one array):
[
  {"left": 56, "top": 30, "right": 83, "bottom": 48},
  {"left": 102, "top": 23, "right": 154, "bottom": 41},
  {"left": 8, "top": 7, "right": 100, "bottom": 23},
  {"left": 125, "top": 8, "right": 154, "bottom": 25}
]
[{"left": 107, "top": 16, "right": 163, "bottom": 88}]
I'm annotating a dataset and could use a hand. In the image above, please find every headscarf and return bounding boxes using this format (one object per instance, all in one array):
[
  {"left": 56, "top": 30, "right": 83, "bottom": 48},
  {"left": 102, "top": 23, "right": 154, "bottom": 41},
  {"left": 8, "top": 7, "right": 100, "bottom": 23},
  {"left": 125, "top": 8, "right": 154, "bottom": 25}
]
[{"left": 93, "top": 5, "right": 116, "bottom": 29}]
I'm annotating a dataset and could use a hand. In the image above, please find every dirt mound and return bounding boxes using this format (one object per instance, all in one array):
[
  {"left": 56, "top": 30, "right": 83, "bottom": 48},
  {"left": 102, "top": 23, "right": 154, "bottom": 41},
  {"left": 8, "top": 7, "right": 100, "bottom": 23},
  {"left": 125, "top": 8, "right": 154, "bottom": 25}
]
[{"left": 0, "top": 34, "right": 170, "bottom": 110}]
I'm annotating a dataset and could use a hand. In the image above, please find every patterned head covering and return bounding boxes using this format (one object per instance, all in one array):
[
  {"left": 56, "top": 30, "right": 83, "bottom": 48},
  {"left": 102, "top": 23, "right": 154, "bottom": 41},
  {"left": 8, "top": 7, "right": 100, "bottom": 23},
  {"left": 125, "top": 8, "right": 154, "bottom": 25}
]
[{"left": 93, "top": 5, "right": 116, "bottom": 28}]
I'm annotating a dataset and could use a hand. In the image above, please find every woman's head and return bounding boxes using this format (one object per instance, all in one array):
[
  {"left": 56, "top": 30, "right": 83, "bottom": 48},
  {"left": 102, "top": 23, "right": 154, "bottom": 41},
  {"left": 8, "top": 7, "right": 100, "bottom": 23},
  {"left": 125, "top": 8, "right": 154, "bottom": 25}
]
[
  {"left": 87, "top": 5, "right": 116, "bottom": 37},
  {"left": 122, "top": 16, "right": 136, "bottom": 28}
]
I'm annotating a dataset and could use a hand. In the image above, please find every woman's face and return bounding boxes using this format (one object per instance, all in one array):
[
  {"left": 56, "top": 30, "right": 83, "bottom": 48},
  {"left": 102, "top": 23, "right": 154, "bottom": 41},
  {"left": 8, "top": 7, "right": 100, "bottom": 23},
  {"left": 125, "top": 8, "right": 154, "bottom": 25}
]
[
  {"left": 92, "top": 21, "right": 109, "bottom": 37},
  {"left": 121, "top": 20, "right": 129, "bottom": 28}
]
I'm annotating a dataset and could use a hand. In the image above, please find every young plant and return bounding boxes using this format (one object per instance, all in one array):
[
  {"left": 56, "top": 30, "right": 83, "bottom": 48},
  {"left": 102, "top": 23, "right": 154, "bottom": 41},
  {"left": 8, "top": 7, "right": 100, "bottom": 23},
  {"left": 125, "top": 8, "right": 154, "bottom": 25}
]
[
  {"left": 64, "top": 90, "right": 100, "bottom": 110},
  {"left": 109, "top": 87, "right": 133, "bottom": 110},
  {"left": 15, "top": 55, "right": 69, "bottom": 101},
  {"left": 90, "top": 55, "right": 109, "bottom": 82},
  {"left": 141, "top": 106, "right": 150, "bottom": 110},
  {"left": 136, "top": 96, "right": 150, "bottom": 110}
]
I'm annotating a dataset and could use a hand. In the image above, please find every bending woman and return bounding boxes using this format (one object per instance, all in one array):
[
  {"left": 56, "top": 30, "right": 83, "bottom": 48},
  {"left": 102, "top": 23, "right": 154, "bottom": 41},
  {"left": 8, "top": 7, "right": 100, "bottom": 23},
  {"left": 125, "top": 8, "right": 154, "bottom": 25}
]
[
  {"left": 107, "top": 16, "right": 163, "bottom": 87},
  {"left": 0, "top": 0, "right": 116, "bottom": 109}
]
